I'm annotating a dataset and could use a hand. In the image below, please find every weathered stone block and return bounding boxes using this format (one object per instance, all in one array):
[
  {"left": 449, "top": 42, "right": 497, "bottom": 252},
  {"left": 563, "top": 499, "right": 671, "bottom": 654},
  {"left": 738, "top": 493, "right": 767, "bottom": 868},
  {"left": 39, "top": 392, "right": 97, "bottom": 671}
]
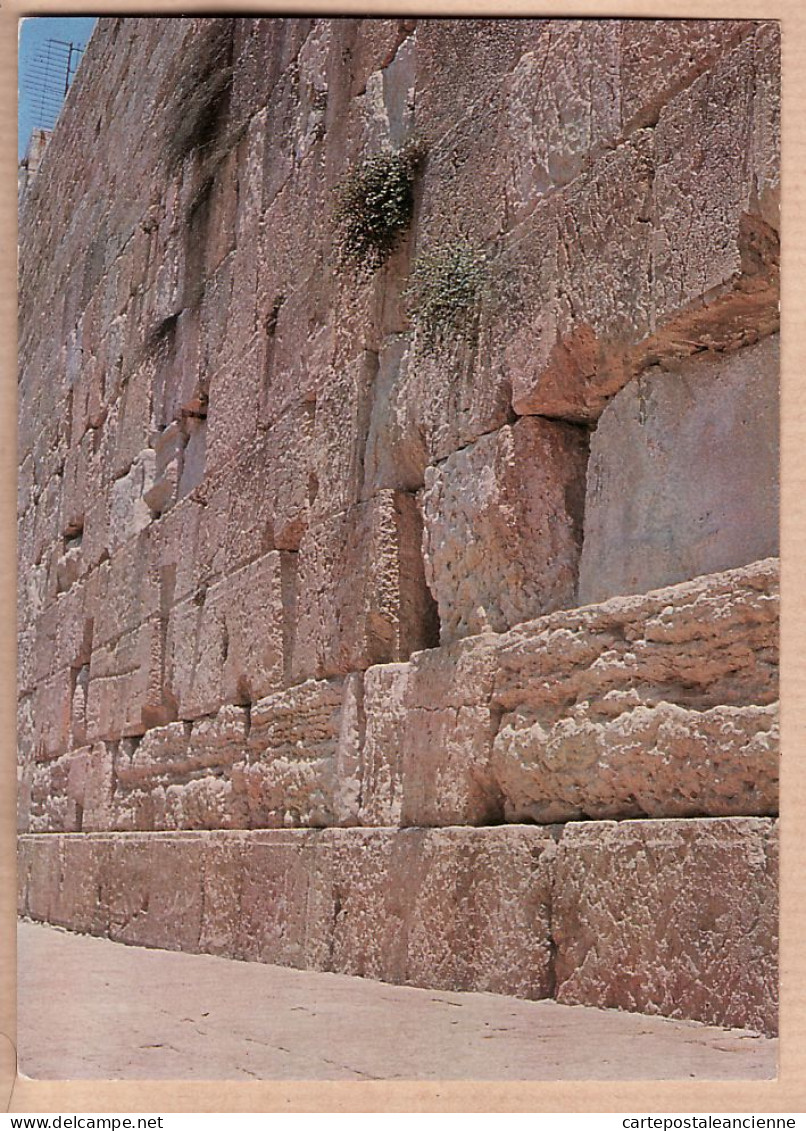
[
  {"left": 32, "top": 574, "right": 95, "bottom": 684},
  {"left": 509, "top": 135, "right": 654, "bottom": 421},
  {"left": 359, "top": 663, "right": 409, "bottom": 826},
  {"left": 400, "top": 634, "right": 502, "bottom": 827},
  {"left": 103, "top": 835, "right": 204, "bottom": 951},
  {"left": 166, "top": 551, "right": 295, "bottom": 719},
  {"left": 493, "top": 702, "right": 778, "bottom": 823},
  {"left": 503, "top": 21, "right": 620, "bottom": 219},
  {"left": 619, "top": 20, "right": 751, "bottom": 134},
  {"left": 652, "top": 36, "right": 768, "bottom": 329},
  {"left": 422, "top": 417, "right": 588, "bottom": 643},
  {"left": 94, "top": 528, "right": 157, "bottom": 647},
  {"left": 236, "top": 833, "right": 317, "bottom": 966},
  {"left": 238, "top": 676, "right": 360, "bottom": 828},
  {"left": 365, "top": 322, "right": 514, "bottom": 474},
  {"left": 494, "top": 558, "right": 779, "bottom": 724},
  {"left": 264, "top": 401, "right": 316, "bottom": 550},
  {"left": 82, "top": 742, "right": 116, "bottom": 831},
  {"left": 752, "top": 23, "right": 781, "bottom": 228},
  {"left": 108, "top": 450, "right": 156, "bottom": 554},
  {"left": 578, "top": 337, "right": 779, "bottom": 605},
  {"left": 292, "top": 491, "right": 436, "bottom": 681},
  {"left": 204, "top": 337, "right": 263, "bottom": 480},
  {"left": 553, "top": 818, "right": 778, "bottom": 1035},
  {"left": 86, "top": 617, "right": 166, "bottom": 740},
  {"left": 32, "top": 670, "right": 74, "bottom": 760},
  {"left": 148, "top": 497, "right": 204, "bottom": 607},
  {"left": 310, "top": 351, "right": 377, "bottom": 521},
  {"left": 302, "top": 825, "right": 556, "bottom": 998}
]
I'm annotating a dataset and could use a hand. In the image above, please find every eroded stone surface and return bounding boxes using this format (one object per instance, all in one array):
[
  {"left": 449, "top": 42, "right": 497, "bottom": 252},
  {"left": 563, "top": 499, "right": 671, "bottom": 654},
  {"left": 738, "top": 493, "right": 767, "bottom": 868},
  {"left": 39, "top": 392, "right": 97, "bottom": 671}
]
[
  {"left": 578, "top": 337, "right": 779, "bottom": 605},
  {"left": 17, "top": 18, "right": 780, "bottom": 1039},
  {"left": 553, "top": 818, "right": 779, "bottom": 1036},
  {"left": 493, "top": 702, "right": 778, "bottom": 823},
  {"left": 422, "top": 417, "right": 588, "bottom": 643},
  {"left": 292, "top": 491, "right": 437, "bottom": 682}
]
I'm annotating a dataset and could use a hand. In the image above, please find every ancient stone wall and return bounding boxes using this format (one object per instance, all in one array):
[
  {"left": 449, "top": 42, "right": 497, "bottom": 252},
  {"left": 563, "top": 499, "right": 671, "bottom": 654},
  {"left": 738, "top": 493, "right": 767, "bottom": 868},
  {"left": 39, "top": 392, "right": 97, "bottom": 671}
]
[{"left": 18, "top": 18, "right": 780, "bottom": 1036}]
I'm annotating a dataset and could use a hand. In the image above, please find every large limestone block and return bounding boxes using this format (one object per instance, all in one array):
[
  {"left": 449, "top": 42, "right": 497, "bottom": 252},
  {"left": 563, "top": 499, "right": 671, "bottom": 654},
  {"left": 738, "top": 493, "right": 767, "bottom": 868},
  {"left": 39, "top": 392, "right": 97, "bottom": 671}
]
[
  {"left": 32, "top": 670, "right": 77, "bottom": 760},
  {"left": 494, "top": 558, "right": 779, "bottom": 724},
  {"left": 102, "top": 835, "right": 204, "bottom": 952},
  {"left": 752, "top": 23, "right": 781, "bottom": 228},
  {"left": 60, "top": 430, "right": 103, "bottom": 550},
  {"left": 31, "top": 573, "right": 95, "bottom": 684},
  {"left": 578, "top": 337, "right": 779, "bottom": 605},
  {"left": 94, "top": 528, "right": 157, "bottom": 648},
  {"left": 399, "top": 634, "right": 503, "bottom": 827},
  {"left": 414, "top": 19, "right": 539, "bottom": 150},
  {"left": 422, "top": 417, "right": 588, "bottom": 643},
  {"left": 109, "top": 707, "right": 249, "bottom": 832},
  {"left": 86, "top": 617, "right": 166, "bottom": 740},
  {"left": 237, "top": 676, "right": 361, "bottom": 828},
  {"left": 358, "top": 663, "right": 409, "bottom": 826},
  {"left": 203, "top": 833, "right": 310, "bottom": 963},
  {"left": 107, "top": 450, "right": 156, "bottom": 554},
  {"left": 306, "top": 826, "right": 557, "bottom": 998},
  {"left": 292, "top": 491, "right": 437, "bottom": 681},
  {"left": 553, "top": 818, "right": 778, "bottom": 1036},
  {"left": 504, "top": 33, "right": 778, "bottom": 423},
  {"left": 363, "top": 319, "right": 514, "bottom": 477},
  {"left": 619, "top": 20, "right": 752, "bottom": 134},
  {"left": 148, "top": 497, "right": 204, "bottom": 609},
  {"left": 502, "top": 21, "right": 620, "bottom": 221},
  {"left": 652, "top": 34, "right": 780, "bottom": 333},
  {"left": 204, "top": 336, "right": 263, "bottom": 480},
  {"left": 166, "top": 551, "right": 296, "bottom": 719},
  {"left": 309, "top": 352, "right": 377, "bottom": 521},
  {"left": 507, "top": 136, "right": 654, "bottom": 422},
  {"left": 493, "top": 701, "right": 778, "bottom": 823}
]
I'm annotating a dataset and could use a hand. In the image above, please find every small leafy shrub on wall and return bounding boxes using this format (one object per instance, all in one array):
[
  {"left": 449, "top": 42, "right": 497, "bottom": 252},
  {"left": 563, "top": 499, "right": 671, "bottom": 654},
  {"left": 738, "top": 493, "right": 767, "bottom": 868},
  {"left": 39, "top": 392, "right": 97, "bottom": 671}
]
[
  {"left": 332, "top": 142, "right": 425, "bottom": 275},
  {"left": 406, "top": 239, "right": 488, "bottom": 353}
]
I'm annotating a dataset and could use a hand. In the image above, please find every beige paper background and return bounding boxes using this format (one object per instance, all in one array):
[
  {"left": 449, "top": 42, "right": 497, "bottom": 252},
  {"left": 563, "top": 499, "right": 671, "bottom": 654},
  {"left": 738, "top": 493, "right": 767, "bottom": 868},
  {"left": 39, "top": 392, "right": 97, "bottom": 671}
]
[{"left": 1, "top": 0, "right": 803, "bottom": 1113}]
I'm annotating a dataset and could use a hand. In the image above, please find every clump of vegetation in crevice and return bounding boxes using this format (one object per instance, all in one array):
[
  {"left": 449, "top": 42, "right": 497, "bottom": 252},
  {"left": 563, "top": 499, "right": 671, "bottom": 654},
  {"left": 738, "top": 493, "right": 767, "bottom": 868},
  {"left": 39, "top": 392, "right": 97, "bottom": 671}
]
[
  {"left": 332, "top": 140, "right": 426, "bottom": 276},
  {"left": 405, "top": 238, "right": 488, "bottom": 353}
]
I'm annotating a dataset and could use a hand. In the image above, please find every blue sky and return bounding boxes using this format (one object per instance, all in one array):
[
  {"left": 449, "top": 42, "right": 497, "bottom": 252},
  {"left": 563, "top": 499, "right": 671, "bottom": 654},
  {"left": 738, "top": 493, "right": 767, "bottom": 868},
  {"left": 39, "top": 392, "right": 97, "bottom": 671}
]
[{"left": 18, "top": 16, "right": 98, "bottom": 158}]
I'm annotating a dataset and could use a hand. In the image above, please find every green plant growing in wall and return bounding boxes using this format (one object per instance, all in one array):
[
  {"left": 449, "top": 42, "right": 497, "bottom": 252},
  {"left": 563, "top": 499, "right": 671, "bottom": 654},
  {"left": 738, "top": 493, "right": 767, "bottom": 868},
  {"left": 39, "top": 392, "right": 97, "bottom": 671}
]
[
  {"left": 406, "top": 239, "right": 488, "bottom": 353},
  {"left": 332, "top": 142, "right": 425, "bottom": 275}
]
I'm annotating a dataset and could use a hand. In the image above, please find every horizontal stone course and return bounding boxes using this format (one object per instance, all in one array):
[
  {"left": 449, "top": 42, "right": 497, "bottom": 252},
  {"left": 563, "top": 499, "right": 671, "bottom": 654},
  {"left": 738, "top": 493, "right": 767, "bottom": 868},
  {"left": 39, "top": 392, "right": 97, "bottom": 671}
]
[
  {"left": 18, "top": 817, "right": 778, "bottom": 1034},
  {"left": 21, "top": 557, "right": 779, "bottom": 835}
]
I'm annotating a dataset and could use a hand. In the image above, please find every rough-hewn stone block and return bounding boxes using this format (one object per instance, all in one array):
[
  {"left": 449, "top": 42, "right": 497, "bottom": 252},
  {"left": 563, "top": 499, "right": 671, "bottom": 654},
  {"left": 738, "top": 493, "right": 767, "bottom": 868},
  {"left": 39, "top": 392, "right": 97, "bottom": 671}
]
[
  {"left": 553, "top": 818, "right": 778, "bottom": 1036},
  {"left": 494, "top": 558, "right": 779, "bottom": 722},
  {"left": 237, "top": 676, "right": 361, "bottom": 828},
  {"left": 578, "top": 337, "right": 779, "bottom": 604},
  {"left": 422, "top": 417, "right": 588, "bottom": 642},
  {"left": 18, "top": 819, "right": 776, "bottom": 1032},
  {"left": 165, "top": 550, "right": 296, "bottom": 719},
  {"left": 400, "top": 634, "right": 502, "bottom": 827},
  {"left": 358, "top": 663, "right": 409, "bottom": 826},
  {"left": 86, "top": 617, "right": 166, "bottom": 740},
  {"left": 502, "top": 21, "right": 620, "bottom": 219},
  {"left": 619, "top": 20, "right": 752, "bottom": 134},
  {"left": 292, "top": 491, "right": 436, "bottom": 681},
  {"left": 308, "top": 826, "right": 556, "bottom": 997},
  {"left": 493, "top": 702, "right": 778, "bottom": 823},
  {"left": 508, "top": 135, "right": 654, "bottom": 421}
]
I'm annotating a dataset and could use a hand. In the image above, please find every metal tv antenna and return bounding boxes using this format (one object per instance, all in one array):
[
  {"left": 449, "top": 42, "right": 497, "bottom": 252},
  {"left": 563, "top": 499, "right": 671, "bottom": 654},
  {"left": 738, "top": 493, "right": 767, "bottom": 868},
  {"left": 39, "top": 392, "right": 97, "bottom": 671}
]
[{"left": 21, "top": 37, "right": 85, "bottom": 133}]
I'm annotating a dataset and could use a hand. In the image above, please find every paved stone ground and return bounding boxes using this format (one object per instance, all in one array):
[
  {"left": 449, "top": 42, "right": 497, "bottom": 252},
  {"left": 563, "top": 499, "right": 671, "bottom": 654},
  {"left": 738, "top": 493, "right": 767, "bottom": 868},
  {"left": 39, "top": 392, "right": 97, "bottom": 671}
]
[{"left": 17, "top": 921, "right": 776, "bottom": 1081}]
